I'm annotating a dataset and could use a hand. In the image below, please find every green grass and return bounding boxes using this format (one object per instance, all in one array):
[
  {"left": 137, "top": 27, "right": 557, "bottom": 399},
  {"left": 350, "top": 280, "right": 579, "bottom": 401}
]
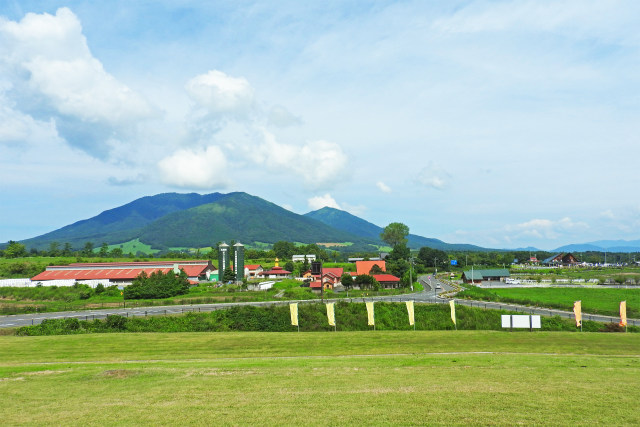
[
  {"left": 0, "top": 332, "right": 638, "bottom": 425},
  {"left": 106, "top": 238, "right": 160, "bottom": 255},
  {"left": 458, "top": 286, "right": 640, "bottom": 318}
]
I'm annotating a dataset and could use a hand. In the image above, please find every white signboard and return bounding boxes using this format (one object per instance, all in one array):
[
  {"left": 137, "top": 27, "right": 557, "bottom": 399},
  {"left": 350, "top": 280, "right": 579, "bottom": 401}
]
[{"left": 501, "top": 315, "right": 541, "bottom": 329}]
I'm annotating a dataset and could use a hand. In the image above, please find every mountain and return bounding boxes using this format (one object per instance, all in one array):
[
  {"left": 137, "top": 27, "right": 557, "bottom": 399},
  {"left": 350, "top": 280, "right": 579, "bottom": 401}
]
[
  {"left": 304, "top": 207, "right": 488, "bottom": 251},
  {"left": 137, "top": 192, "right": 365, "bottom": 248},
  {"left": 553, "top": 240, "right": 640, "bottom": 253},
  {"left": 20, "top": 192, "right": 225, "bottom": 249},
  {"left": 17, "top": 192, "right": 369, "bottom": 251}
]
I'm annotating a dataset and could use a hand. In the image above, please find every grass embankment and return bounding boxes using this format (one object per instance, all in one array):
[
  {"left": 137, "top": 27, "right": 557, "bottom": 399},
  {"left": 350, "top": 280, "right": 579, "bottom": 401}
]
[
  {"left": 0, "top": 332, "right": 638, "bottom": 425},
  {"left": 16, "top": 302, "right": 635, "bottom": 336},
  {"left": 458, "top": 286, "right": 640, "bottom": 318}
]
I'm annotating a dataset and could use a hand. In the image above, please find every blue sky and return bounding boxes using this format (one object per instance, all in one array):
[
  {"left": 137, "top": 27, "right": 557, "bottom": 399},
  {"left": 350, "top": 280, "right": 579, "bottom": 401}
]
[{"left": 1, "top": 0, "right": 639, "bottom": 250}]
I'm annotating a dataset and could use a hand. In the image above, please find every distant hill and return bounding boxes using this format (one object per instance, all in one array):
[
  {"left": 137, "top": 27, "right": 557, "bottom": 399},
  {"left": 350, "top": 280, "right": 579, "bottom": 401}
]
[
  {"left": 17, "top": 192, "right": 370, "bottom": 251},
  {"left": 20, "top": 192, "right": 225, "bottom": 250},
  {"left": 304, "top": 207, "right": 488, "bottom": 251},
  {"left": 553, "top": 240, "right": 640, "bottom": 253}
]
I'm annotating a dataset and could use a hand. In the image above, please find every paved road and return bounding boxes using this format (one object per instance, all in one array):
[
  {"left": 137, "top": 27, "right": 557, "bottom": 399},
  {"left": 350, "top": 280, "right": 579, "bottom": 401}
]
[{"left": 1, "top": 277, "right": 637, "bottom": 327}]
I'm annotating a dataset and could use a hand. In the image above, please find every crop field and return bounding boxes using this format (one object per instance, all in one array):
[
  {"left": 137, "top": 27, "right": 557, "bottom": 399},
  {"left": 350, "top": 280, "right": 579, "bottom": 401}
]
[
  {"left": 1, "top": 331, "right": 638, "bottom": 425},
  {"left": 458, "top": 286, "right": 640, "bottom": 318}
]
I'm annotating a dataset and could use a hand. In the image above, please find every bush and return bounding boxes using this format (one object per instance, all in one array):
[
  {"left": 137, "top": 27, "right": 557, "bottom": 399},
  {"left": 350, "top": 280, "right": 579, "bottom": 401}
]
[{"left": 123, "top": 270, "right": 190, "bottom": 300}]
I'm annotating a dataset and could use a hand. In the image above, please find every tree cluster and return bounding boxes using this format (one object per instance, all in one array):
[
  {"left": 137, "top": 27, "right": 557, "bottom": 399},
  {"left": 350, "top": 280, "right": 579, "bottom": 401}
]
[{"left": 123, "top": 270, "right": 191, "bottom": 300}]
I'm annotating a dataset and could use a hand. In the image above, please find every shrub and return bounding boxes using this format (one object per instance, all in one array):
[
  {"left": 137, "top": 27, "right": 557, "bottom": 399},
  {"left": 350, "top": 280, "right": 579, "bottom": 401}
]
[{"left": 123, "top": 270, "right": 190, "bottom": 300}]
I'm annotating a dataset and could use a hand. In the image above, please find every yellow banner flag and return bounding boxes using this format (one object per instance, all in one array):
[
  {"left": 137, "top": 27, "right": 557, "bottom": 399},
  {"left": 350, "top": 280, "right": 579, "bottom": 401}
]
[
  {"left": 326, "top": 302, "right": 336, "bottom": 327},
  {"left": 289, "top": 303, "right": 298, "bottom": 326},
  {"left": 449, "top": 300, "right": 456, "bottom": 325},
  {"left": 406, "top": 300, "right": 415, "bottom": 326},
  {"left": 620, "top": 301, "right": 627, "bottom": 327},
  {"left": 366, "top": 301, "right": 375, "bottom": 326},
  {"left": 573, "top": 301, "right": 582, "bottom": 327}
]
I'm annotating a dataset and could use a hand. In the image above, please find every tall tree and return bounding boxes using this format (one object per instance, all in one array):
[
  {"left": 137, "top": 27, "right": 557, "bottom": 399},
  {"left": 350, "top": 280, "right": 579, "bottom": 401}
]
[
  {"left": 4, "top": 241, "right": 26, "bottom": 258},
  {"left": 380, "top": 222, "right": 409, "bottom": 248},
  {"left": 62, "top": 242, "right": 73, "bottom": 256},
  {"left": 82, "top": 241, "right": 94, "bottom": 257},
  {"left": 99, "top": 242, "right": 109, "bottom": 257},
  {"left": 48, "top": 241, "right": 60, "bottom": 257}
]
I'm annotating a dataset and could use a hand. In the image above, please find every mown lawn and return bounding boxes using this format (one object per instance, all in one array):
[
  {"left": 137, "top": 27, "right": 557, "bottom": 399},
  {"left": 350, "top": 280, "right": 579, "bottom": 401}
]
[
  {"left": 458, "top": 286, "right": 640, "bottom": 318},
  {"left": 0, "top": 331, "right": 639, "bottom": 425}
]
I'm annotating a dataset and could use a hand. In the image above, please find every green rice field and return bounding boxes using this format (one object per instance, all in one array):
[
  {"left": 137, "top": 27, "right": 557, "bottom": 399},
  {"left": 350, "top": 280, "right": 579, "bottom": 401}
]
[
  {"left": 458, "top": 286, "right": 640, "bottom": 318},
  {"left": 1, "top": 331, "right": 638, "bottom": 425}
]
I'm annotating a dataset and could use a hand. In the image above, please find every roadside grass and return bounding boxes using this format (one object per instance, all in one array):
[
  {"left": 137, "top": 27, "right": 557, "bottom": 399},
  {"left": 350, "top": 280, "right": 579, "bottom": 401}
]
[
  {"left": 15, "top": 302, "right": 634, "bottom": 336},
  {"left": 458, "top": 286, "right": 640, "bottom": 318},
  {"left": 0, "top": 332, "right": 638, "bottom": 425}
]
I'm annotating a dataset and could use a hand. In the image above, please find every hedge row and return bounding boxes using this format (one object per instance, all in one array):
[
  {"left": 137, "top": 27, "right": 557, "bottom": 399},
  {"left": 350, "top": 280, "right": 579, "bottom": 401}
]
[{"left": 16, "top": 302, "right": 637, "bottom": 335}]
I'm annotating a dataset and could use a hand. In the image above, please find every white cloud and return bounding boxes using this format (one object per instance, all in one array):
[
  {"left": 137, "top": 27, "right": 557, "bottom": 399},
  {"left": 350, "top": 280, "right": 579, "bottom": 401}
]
[
  {"left": 599, "top": 209, "right": 615, "bottom": 220},
  {"left": 0, "top": 8, "right": 154, "bottom": 157},
  {"left": 505, "top": 217, "right": 589, "bottom": 240},
  {"left": 415, "top": 163, "right": 450, "bottom": 190},
  {"left": 251, "top": 130, "right": 348, "bottom": 190},
  {"left": 158, "top": 145, "right": 230, "bottom": 189},
  {"left": 267, "top": 105, "right": 302, "bottom": 127},
  {"left": 376, "top": 181, "right": 391, "bottom": 193},
  {"left": 307, "top": 194, "right": 341, "bottom": 211},
  {"left": 185, "top": 70, "right": 254, "bottom": 116},
  {"left": 342, "top": 202, "right": 366, "bottom": 217}
]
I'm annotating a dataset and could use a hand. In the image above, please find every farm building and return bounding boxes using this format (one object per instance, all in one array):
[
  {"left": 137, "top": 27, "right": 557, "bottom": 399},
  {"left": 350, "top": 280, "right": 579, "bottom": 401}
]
[
  {"left": 462, "top": 269, "right": 510, "bottom": 284},
  {"left": 31, "top": 260, "right": 215, "bottom": 287},
  {"left": 372, "top": 274, "right": 401, "bottom": 289},
  {"left": 542, "top": 253, "right": 580, "bottom": 266},
  {"left": 256, "top": 258, "right": 291, "bottom": 279},
  {"left": 355, "top": 260, "right": 386, "bottom": 275}
]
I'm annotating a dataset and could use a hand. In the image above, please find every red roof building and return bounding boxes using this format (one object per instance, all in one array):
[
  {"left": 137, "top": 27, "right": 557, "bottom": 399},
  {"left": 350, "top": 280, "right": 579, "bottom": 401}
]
[
  {"left": 31, "top": 260, "right": 215, "bottom": 286},
  {"left": 372, "top": 274, "right": 401, "bottom": 289},
  {"left": 356, "top": 260, "right": 386, "bottom": 276}
]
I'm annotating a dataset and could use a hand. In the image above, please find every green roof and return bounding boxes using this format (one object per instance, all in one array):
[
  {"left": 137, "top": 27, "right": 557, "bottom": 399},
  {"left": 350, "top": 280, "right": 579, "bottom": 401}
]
[{"left": 463, "top": 269, "right": 510, "bottom": 280}]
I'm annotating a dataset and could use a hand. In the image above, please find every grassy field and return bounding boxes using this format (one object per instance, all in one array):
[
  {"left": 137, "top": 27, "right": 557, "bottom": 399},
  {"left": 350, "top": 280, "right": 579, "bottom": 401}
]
[
  {"left": 0, "top": 331, "right": 638, "bottom": 425},
  {"left": 458, "top": 286, "right": 640, "bottom": 318}
]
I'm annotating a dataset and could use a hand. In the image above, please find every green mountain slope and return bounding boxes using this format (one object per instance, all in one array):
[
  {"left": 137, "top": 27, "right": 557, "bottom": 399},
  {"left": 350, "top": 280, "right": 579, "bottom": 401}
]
[
  {"left": 137, "top": 192, "right": 367, "bottom": 248},
  {"left": 20, "top": 192, "right": 224, "bottom": 249},
  {"left": 304, "top": 207, "right": 488, "bottom": 251}
]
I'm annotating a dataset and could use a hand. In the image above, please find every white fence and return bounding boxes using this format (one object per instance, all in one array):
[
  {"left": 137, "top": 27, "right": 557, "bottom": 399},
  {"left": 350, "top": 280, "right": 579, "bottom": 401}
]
[
  {"left": 0, "top": 278, "right": 33, "bottom": 287},
  {"left": 0, "top": 279, "right": 112, "bottom": 288}
]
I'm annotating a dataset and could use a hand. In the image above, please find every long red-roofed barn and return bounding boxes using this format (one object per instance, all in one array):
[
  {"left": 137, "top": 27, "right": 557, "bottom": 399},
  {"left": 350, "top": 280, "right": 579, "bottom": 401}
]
[{"left": 31, "top": 260, "right": 216, "bottom": 287}]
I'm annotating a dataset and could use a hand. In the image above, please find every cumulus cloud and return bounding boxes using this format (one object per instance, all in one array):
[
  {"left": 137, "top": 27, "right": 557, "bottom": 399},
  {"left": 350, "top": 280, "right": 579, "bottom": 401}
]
[
  {"left": 376, "top": 181, "right": 392, "bottom": 193},
  {"left": 0, "top": 8, "right": 154, "bottom": 158},
  {"left": 107, "top": 173, "right": 148, "bottom": 187},
  {"left": 251, "top": 130, "right": 348, "bottom": 190},
  {"left": 158, "top": 145, "right": 230, "bottom": 189},
  {"left": 505, "top": 217, "right": 589, "bottom": 240},
  {"left": 185, "top": 70, "right": 254, "bottom": 117},
  {"left": 267, "top": 105, "right": 303, "bottom": 127},
  {"left": 599, "top": 209, "right": 615, "bottom": 220},
  {"left": 307, "top": 194, "right": 341, "bottom": 211},
  {"left": 414, "top": 163, "right": 451, "bottom": 190}
]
